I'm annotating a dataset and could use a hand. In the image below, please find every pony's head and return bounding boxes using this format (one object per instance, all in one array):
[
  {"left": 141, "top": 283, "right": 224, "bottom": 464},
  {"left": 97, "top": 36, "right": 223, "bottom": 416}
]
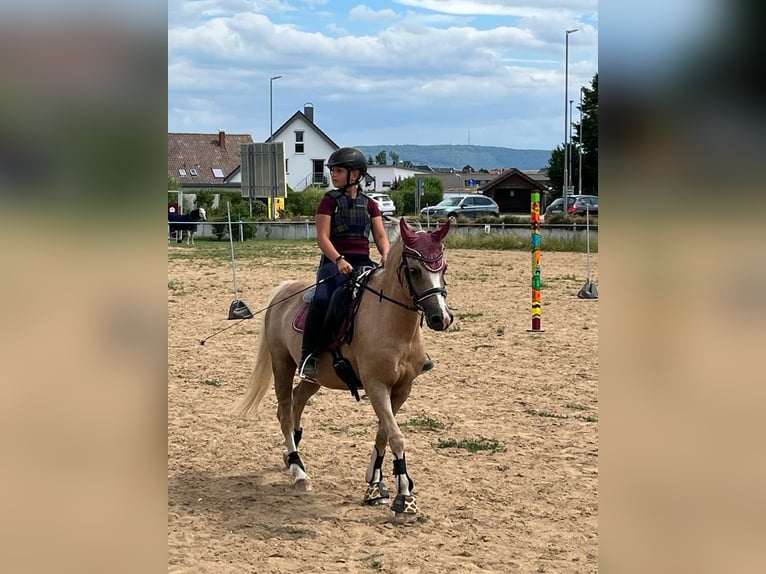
[
  {"left": 397, "top": 217, "right": 453, "bottom": 331},
  {"left": 197, "top": 207, "right": 207, "bottom": 221}
]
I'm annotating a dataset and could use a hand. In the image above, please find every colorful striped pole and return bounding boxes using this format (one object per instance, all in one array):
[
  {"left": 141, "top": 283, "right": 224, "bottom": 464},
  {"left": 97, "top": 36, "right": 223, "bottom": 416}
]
[{"left": 528, "top": 191, "right": 544, "bottom": 332}]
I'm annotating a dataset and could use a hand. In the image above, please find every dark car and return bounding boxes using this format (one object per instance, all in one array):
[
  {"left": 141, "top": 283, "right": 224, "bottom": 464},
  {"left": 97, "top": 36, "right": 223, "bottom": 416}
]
[
  {"left": 544, "top": 195, "right": 598, "bottom": 218},
  {"left": 420, "top": 194, "right": 500, "bottom": 220},
  {"left": 571, "top": 195, "right": 598, "bottom": 216}
]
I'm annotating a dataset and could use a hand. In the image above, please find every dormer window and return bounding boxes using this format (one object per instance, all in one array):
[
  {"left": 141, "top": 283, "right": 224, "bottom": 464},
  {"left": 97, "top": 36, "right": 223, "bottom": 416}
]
[
  {"left": 178, "top": 168, "right": 187, "bottom": 176},
  {"left": 190, "top": 169, "right": 198, "bottom": 176},
  {"left": 212, "top": 168, "right": 224, "bottom": 178}
]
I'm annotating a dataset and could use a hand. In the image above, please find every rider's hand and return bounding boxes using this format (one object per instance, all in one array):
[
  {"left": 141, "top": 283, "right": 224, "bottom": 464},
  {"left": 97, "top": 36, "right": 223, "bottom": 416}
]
[{"left": 337, "top": 257, "right": 353, "bottom": 275}]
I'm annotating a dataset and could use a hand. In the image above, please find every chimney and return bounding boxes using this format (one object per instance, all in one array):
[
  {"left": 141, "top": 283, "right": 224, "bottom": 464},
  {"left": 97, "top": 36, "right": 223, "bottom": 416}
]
[
  {"left": 218, "top": 130, "right": 226, "bottom": 149},
  {"left": 304, "top": 104, "right": 314, "bottom": 123}
]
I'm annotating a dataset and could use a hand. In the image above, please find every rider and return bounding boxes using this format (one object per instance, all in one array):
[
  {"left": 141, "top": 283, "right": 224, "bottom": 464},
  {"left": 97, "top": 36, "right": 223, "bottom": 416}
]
[{"left": 298, "top": 147, "right": 390, "bottom": 379}]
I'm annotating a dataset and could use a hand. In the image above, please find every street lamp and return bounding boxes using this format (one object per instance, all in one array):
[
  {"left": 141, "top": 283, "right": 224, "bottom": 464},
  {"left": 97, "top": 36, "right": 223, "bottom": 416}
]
[
  {"left": 269, "top": 75, "right": 282, "bottom": 138},
  {"left": 569, "top": 98, "right": 574, "bottom": 191},
  {"left": 578, "top": 87, "right": 584, "bottom": 195},
  {"left": 563, "top": 28, "right": 578, "bottom": 211}
]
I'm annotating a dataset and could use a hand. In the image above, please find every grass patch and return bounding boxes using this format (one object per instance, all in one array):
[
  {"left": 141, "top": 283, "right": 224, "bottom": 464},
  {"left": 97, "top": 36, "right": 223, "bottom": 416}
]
[
  {"left": 526, "top": 408, "right": 598, "bottom": 423},
  {"left": 360, "top": 554, "right": 384, "bottom": 570},
  {"left": 496, "top": 326, "right": 505, "bottom": 336},
  {"left": 201, "top": 379, "right": 222, "bottom": 387},
  {"left": 472, "top": 344, "right": 495, "bottom": 350},
  {"left": 402, "top": 414, "right": 445, "bottom": 430},
  {"left": 437, "top": 436, "right": 506, "bottom": 454},
  {"left": 456, "top": 311, "right": 484, "bottom": 320},
  {"left": 565, "top": 403, "right": 589, "bottom": 411}
]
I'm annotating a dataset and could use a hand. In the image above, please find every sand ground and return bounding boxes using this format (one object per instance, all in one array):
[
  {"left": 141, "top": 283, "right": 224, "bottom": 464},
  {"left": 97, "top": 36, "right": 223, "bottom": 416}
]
[{"left": 168, "top": 244, "right": 598, "bottom": 573}]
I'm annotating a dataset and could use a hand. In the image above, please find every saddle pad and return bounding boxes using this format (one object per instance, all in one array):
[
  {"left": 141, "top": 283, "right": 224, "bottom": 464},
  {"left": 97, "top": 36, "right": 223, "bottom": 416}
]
[{"left": 292, "top": 302, "right": 309, "bottom": 333}]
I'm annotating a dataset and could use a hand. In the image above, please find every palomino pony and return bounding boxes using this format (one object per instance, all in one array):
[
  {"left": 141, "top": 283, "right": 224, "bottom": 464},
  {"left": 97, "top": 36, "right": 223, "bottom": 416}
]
[
  {"left": 168, "top": 207, "right": 207, "bottom": 245},
  {"left": 238, "top": 217, "right": 452, "bottom": 522}
]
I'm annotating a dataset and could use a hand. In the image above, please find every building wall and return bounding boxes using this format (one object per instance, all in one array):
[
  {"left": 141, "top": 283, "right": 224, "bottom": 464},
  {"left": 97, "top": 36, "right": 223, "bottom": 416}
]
[
  {"left": 272, "top": 116, "right": 337, "bottom": 191},
  {"left": 365, "top": 165, "right": 429, "bottom": 192}
]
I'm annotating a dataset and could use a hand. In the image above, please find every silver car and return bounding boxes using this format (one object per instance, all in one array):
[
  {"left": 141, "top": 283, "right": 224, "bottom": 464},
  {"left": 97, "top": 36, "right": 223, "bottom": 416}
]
[{"left": 420, "top": 194, "right": 500, "bottom": 220}]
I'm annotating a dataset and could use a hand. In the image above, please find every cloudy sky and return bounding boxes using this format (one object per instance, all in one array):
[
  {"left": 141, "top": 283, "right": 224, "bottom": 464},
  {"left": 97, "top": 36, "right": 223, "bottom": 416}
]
[{"left": 168, "top": 0, "right": 598, "bottom": 151}]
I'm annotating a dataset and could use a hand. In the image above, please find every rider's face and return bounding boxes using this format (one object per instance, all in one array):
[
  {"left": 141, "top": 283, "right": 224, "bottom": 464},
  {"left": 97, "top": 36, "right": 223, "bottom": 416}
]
[{"left": 330, "top": 166, "right": 359, "bottom": 187}]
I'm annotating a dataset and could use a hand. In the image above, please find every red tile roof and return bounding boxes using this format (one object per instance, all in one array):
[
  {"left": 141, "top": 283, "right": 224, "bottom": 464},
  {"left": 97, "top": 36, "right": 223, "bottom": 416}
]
[{"left": 168, "top": 131, "right": 254, "bottom": 186}]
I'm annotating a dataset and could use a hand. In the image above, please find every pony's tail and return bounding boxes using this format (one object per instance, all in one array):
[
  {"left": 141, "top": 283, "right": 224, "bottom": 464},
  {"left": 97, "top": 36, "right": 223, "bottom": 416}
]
[{"left": 236, "top": 313, "right": 273, "bottom": 417}]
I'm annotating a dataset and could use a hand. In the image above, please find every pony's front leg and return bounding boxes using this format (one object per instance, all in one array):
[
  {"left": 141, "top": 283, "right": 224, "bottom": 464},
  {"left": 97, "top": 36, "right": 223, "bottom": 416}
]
[
  {"left": 274, "top": 367, "right": 311, "bottom": 492},
  {"left": 363, "top": 431, "right": 390, "bottom": 506},
  {"left": 367, "top": 383, "right": 418, "bottom": 523}
]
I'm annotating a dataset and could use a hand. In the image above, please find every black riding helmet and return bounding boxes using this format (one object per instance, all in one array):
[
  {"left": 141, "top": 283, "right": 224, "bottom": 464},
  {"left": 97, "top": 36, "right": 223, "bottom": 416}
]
[{"left": 327, "top": 147, "right": 368, "bottom": 191}]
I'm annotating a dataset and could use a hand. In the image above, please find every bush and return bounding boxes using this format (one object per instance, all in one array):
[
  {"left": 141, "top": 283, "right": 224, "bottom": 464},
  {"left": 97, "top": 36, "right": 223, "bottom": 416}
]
[{"left": 285, "top": 187, "right": 326, "bottom": 217}]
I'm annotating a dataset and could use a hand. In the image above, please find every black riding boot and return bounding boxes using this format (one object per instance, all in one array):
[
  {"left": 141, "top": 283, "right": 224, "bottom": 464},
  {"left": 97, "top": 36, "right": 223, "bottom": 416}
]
[{"left": 299, "top": 302, "right": 326, "bottom": 379}]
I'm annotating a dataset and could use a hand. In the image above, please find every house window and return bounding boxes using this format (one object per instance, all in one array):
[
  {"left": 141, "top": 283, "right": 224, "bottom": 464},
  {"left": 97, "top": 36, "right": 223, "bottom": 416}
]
[
  {"left": 285, "top": 159, "right": 289, "bottom": 173},
  {"left": 295, "top": 131, "right": 304, "bottom": 153},
  {"left": 382, "top": 181, "right": 392, "bottom": 188},
  {"left": 190, "top": 169, "right": 198, "bottom": 176},
  {"left": 178, "top": 168, "right": 187, "bottom": 177},
  {"left": 212, "top": 168, "right": 224, "bottom": 178}
]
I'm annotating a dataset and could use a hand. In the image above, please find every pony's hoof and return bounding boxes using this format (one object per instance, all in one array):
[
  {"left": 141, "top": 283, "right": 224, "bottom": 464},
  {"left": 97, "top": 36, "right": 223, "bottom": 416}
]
[
  {"left": 392, "top": 511, "right": 418, "bottom": 524},
  {"left": 391, "top": 493, "right": 418, "bottom": 523},
  {"left": 363, "top": 481, "right": 390, "bottom": 506},
  {"left": 293, "top": 478, "right": 312, "bottom": 492}
]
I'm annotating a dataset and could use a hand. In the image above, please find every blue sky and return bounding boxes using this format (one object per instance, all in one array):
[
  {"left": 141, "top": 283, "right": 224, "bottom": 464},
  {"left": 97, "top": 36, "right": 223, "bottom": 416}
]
[{"left": 168, "top": 0, "right": 598, "bottom": 151}]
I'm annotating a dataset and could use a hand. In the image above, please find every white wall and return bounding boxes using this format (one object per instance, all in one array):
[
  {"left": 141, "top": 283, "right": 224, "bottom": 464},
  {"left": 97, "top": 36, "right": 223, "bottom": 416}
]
[
  {"left": 272, "top": 115, "right": 337, "bottom": 191},
  {"left": 365, "top": 165, "right": 429, "bottom": 192}
]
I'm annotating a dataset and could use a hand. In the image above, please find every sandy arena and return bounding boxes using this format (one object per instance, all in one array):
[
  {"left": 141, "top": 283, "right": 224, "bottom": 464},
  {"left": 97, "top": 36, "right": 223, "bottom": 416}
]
[{"left": 168, "top": 242, "right": 598, "bottom": 573}]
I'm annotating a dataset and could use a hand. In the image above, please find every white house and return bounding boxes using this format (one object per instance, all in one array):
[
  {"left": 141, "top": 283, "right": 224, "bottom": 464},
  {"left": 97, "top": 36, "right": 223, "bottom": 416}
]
[
  {"left": 365, "top": 165, "right": 430, "bottom": 192},
  {"left": 267, "top": 104, "right": 339, "bottom": 191}
]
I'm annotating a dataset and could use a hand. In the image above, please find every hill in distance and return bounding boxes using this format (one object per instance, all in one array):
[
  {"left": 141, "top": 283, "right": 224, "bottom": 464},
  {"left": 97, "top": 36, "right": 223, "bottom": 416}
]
[{"left": 355, "top": 144, "right": 552, "bottom": 171}]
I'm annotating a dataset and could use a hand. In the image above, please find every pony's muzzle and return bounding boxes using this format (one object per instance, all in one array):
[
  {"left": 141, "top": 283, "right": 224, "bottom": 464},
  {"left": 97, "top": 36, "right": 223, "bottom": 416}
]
[{"left": 426, "top": 308, "right": 452, "bottom": 331}]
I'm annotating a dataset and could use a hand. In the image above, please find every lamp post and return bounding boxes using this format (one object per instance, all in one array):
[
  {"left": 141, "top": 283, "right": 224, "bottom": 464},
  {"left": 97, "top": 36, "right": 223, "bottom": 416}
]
[
  {"left": 268, "top": 75, "right": 282, "bottom": 220},
  {"left": 578, "top": 87, "right": 584, "bottom": 195},
  {"left": 563, "top": 28, "right": 578, "bottom": 211},
  {"left": 569, "top": 98, "right": 574, "bottom": 190},
  {"left": 269, "top": 75, "right": 282, "bottom": 138}
]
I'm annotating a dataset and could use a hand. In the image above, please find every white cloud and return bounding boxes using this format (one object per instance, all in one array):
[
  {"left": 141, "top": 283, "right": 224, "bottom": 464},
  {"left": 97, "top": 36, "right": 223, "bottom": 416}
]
[
  {"left": 393, "top": 0, "right": 593, "bottom": 18},
  {"left": 168, "top": 1, "right": 598, "bottom": 149},
  {"left": 349, "top": 4, "right": 399, "bottom": 21}
]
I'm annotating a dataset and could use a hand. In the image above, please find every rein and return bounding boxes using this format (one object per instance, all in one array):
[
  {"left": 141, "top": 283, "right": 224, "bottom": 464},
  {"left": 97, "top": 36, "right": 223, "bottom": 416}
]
[
  {"left": 198, "top": 273, "right": 339, "bottom": 345},
  {"left": 350, "top": 247, "right": 447, "bottom": 314}
]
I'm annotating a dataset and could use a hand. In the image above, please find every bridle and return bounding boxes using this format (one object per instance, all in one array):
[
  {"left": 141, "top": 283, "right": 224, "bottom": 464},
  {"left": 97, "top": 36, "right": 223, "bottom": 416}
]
[
  {"left": 353, "top": 244, "right": 448, "bottom": 314},
  {"left": 399, "top": 247, "right": 448, "bottom": 309}
]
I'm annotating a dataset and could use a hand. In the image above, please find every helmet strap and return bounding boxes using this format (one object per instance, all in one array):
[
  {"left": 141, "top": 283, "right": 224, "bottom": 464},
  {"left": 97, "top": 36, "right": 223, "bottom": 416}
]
[{"left": 338, "top": 167, "right": 361, "bottom": 193}]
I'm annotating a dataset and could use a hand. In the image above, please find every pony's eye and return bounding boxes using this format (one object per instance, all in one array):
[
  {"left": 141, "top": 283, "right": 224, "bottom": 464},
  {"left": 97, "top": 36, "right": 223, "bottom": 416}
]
[{"left": 408, "top": 266, "right": 421, "bottom": 277}]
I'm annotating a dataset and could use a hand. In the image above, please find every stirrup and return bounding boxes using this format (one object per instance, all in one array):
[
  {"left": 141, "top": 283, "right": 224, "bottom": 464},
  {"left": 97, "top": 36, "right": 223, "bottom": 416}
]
[{"left": 298, "top": 355, "right": 318, "bottom": 380}]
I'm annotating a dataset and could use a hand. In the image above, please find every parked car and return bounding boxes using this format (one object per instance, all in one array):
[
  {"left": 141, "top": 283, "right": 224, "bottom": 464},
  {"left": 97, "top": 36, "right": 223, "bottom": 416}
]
[
  {"left": 544, "top": 195, "right": 598, "bottom": 218},
  {"left": 420, "top": 194, "right": 500, "bottom": 220},
  {"left": 368, "top": 192, "right": 396, "bottom": 216}
]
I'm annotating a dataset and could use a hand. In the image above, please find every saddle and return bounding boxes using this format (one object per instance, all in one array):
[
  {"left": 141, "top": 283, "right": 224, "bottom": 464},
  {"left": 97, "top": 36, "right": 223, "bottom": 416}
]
[{"left": 292, "top": 268, "right": 376, "bottom": 400}]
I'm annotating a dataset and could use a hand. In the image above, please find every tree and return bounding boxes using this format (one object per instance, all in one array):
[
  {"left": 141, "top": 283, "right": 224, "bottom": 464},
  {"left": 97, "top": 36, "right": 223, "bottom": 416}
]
[
  {"left": 461, "top": 164, "right": 474, "bottom": 173},
  {"left": 390, "top": 176, "right": 444, "bottom": 214},
  {"left": 389, "top": 151, "right": 400, "bottom": 165},
  {"left": 367, "top": 155, "right": 374, "bottom": 165},
  {"left": 548, "top": 72, "right": 598, "bottom": 195},
  {"left": 375, "top": 150, "right": 387, "bottom": 165}
]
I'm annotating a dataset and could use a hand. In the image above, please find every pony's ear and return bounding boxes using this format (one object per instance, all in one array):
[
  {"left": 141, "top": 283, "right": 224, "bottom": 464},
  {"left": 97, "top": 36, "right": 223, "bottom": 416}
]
[
  {"left": 431, "top": 221, "right": 451, "bottom": 242},
  {"left": 399, "top": 217, "right": 418, "bottom": 245}
]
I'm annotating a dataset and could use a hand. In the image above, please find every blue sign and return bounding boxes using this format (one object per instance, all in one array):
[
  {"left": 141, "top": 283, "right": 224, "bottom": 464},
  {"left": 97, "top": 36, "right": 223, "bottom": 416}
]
[{"left": 467, "top": 178, "right": 476, "bottom": 186}]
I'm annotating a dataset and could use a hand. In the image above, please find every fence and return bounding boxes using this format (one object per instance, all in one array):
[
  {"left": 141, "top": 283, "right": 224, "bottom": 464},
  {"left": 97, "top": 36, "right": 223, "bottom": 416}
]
[{"left": 168, "top": 220, "right": 597, "bottom": 243}]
